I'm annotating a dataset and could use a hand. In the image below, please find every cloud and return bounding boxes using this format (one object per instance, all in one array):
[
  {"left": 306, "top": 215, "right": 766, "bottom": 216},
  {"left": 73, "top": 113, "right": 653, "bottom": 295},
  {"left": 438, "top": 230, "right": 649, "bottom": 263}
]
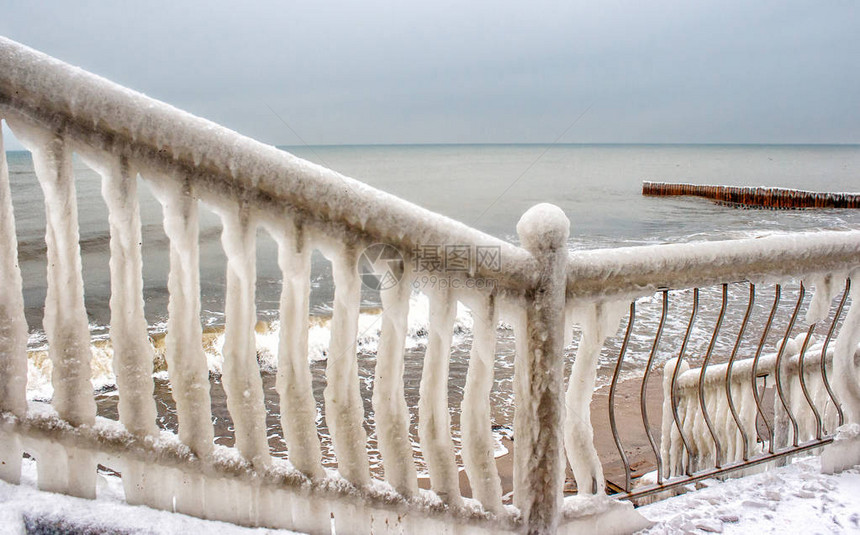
[{"left": 2, "top": 0, "right": 858, "bottom": 146}]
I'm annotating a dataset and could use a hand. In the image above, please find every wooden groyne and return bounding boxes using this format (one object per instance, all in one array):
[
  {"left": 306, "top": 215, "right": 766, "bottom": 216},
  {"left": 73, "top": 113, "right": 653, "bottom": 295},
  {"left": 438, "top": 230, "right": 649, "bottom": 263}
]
[{"left": 643, "top": 181, "right": 860, "bottom": 209}]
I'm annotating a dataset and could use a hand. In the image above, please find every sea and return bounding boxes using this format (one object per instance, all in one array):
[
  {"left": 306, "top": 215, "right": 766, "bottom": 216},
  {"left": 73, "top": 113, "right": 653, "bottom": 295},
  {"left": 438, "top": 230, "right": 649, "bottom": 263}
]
[{"left": 6, "top": 143, "right": 860, "bottom": 472}]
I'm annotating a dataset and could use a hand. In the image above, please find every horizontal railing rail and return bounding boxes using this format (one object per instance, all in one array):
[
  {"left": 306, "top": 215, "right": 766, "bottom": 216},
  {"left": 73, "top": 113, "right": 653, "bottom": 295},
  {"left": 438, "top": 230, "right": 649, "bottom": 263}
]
[{"left": 0, "top": 36, "right": 536, "bottom": 295}]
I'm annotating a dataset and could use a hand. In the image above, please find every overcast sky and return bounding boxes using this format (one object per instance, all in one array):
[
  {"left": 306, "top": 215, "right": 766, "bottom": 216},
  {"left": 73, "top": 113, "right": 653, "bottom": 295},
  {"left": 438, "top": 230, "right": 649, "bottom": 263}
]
[{"left": 2, "top": 1, "right": 859, "bottom": 149}]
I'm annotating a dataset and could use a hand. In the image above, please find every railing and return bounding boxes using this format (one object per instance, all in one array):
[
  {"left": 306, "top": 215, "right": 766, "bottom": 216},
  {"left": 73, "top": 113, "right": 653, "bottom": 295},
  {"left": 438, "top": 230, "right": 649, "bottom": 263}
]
[{"left": 1, "top": 36, "right": 859, "bottom": 534}]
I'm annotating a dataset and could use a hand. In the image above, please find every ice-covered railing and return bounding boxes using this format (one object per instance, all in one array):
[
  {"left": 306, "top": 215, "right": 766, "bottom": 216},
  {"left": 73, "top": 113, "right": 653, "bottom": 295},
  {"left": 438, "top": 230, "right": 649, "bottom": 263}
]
[
  {"left": 2, "top": 35, "right": 860, "bottom": 535},
  {"left": 0, "top": 36, "right": 591, "bottom": 534},
  {"left": 561, "top": 238, "right": 860, "bottom": 504}
]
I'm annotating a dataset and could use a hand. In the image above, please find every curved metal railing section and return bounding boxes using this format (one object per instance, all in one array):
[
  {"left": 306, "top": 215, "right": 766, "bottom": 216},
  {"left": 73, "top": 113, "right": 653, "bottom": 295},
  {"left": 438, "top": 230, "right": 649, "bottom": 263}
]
[
  {"left": 2, "top": 35, "right": 860, "bottom": 533},
  {"left": 566, "top": 239, "right": 860, "bottom": 503}
]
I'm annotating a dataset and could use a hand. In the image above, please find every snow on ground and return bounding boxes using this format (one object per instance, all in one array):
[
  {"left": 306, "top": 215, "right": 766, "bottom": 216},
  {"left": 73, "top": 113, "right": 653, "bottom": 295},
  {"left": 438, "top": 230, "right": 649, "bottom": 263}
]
[
  {"left": 637, "top": 455, "right": 860, "bottom": 534},
  {"left": 1, "top": 454, "right": 859, "bottom": 533}
]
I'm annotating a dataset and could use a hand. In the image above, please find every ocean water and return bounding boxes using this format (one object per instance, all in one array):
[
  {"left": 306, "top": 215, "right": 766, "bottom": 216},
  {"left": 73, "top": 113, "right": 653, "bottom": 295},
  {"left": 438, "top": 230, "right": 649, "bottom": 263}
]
[{"left": 6, "top": 143, "right": 860, "bottom": 473}]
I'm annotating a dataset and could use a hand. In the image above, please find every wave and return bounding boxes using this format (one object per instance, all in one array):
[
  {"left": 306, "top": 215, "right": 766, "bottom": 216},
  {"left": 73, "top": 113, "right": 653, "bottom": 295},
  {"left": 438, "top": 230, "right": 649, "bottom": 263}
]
[{"left": 25, "top": 293, "right": 475, "bottom": 400}]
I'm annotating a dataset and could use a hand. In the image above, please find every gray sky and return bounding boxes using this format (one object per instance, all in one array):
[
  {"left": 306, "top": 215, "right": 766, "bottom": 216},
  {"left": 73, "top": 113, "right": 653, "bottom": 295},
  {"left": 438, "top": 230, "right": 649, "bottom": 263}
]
[{"left": 2, "top": 0, "right": 859, "bottom": 150}]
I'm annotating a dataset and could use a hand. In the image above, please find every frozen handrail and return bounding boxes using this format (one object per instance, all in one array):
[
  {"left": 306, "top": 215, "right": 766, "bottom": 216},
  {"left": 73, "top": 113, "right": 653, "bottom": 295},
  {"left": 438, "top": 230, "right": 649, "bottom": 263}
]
[
  {"left": 0, "top": 36, "right": 536, "bottom": 292},
  {"left": 566, "top": 231, "right": 860, "bottom": 299}
]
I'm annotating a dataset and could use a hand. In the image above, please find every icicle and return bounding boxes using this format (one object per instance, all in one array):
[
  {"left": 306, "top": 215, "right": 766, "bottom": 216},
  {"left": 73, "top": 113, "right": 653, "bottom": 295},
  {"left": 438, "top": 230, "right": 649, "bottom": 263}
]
[
  {"left": 148, "top": 175, "right": 214, "bottom": 457},
  {"left": 373, "top": 260, "right": 417, "bottom": 496},
  {"left": 660, "top": 358, "right": 689, "bottom": 478},
  {"left": 681, "top": 393, "right": 699, "bottom": 472},
  {"left": 806, "top": 274, "right": 842, "bottom": 325},
  {"left": 0, "top": 124, "right": 28, "bottom": 420},
  {"left": 77, "top": 150, "right": 158, "bottom": 437},
  {"left": 738, "top": 379, "right": 759, "bottom": 459},
  {"left": 35, "top": 441, "right": 69, "bottom": 494},
  {"left": 7, "top": 122, "right": 98, "bottom": 498},
  {"left": 289, "top": 491, "right": 333, "bottom": 534},
  {"left": 332, "top": 500, "right": 373, "bottom": 534},
  {"left": 323, "top": 245, "right": 370, "bottom": 486},
  {"left": 218, "top": 207, "right": 269, "bottom": 467},
  {"left": 204, "top": 477, "right": 240, "bottom": 523},
  {"left": 831, "top": 271, "right": 860, "bottom": 423},
  {"left": 272, "top": 224, "right": 323, "bottom": 479},
  {"left": 418, "top": 287, "right": 462, "bottom": 506},
  {"left": 174, "top": 470, "right": 205, "bottom": 519},
  {"left": 7, "top": 122, "right": 96, "bottom": 427},
  {"left": 564, "top": 299, "right": 626, "bottom": 495},
  {"left": 460, "top": 292, "right": 503, "bottom": 513},
  {"left": 0, "top": 124, "right": 27, "bottom": 485}
]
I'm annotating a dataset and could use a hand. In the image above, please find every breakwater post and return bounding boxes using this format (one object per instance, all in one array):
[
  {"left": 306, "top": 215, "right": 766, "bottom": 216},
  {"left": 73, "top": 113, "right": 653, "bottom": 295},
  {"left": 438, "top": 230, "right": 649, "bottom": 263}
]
[{"left": 642, "top": 181, "right": 860, "bottom": 209}]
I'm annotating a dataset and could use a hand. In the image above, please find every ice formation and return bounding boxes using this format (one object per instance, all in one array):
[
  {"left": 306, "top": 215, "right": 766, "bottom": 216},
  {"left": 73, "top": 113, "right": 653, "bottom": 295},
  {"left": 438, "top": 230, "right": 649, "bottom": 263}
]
[
  {"left": 564, "top": 300, "right": 627, "bottom": 494},
  {"left": 832, "top": 270, "right": 860, "bottom": 424},
  {"left": 147, "top": 173, "right": 214, "bottom": 457},
  {"left": 0, "top": 124, "right": 28, "bottom": 485},
  {"left": 321, "top": 244, "right": 370, "bottom": 486},
  {"left": 76, "top": 148, "right": 158, "bottom": 438},
  {"left": 417, "top": 287, "right": 462, "bottom": 506},
  {"left": 460, "top": 292, "right": 503, "bottom": 513},
  {"left": 5, "top": 35, "right": 860, "bottom": 534},
  {"left": 271, "top": 223, "right": 323, "bottom": 479},
  {"left": 373, "top": 261, "right": 417, "bottom": 496},
  {"left": 659, "top": 277, "right": 854, "bottom": 477},
  {"left": 217, "top": 206, "right": 269, "bottom": 468}
]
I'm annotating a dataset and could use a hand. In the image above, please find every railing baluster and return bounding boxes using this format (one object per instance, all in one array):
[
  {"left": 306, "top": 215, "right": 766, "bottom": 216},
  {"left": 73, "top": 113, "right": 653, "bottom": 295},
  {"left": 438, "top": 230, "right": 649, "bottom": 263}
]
[
  {"left": 832, "top": 274, "right": 860, "bottom": 424},
  {"left": 418, "top": 287, "right": 461, "bottom": 505},
  {"left": 644, "top": 292, "right": 669, "bottom": 482},
  {"left": 374, "top": 261, "right": 417, "bottom": 496},
  {"left": 821, "top": 279, "right": 850, "bottom": 429},
  {"left": 149, "top": 176, "right": 214, "bottom": 457},
  {"left": 78, "top": 151, "right": 158, "bottom": 438},
  {"left": 461, "top": 292, "right": 503, "bottom": 512},
  {"left": 774, "top": 284, "right": 805, "bottom": 449},
  {"left": 273, "top": 224, "right": 323, "bottom": 479},
  {"left": 325, "top": 245, "right": 371, "bottom": 487},
  {"left": 219, "top": 206, "right": 270, "bottom": 467},
  {"left": 795, "top": 324, "right": 821, "bottom": 440},
  {"left": 752, "top": 284, "right": 780, "bottom": 452},
  {"left": 566, "top": 299, "right": 627, "bottom": 495},
  {"left": 671, "top": 288, "right": 698, "bottom": 475},
  {"left": 609, "top": 302, "right": 636, "bottom": 492},
  {"left": 10, "top": 123, "right": 97, "bottom": 498},
  {"left": 698, "top": 284, "right": 727, "bottom": 468},
  {"left": 725, "top": 284, "right": 755, "bottom": 461},
  {"left": 0, "top": 123, "right": 28, "bottom": 485}
]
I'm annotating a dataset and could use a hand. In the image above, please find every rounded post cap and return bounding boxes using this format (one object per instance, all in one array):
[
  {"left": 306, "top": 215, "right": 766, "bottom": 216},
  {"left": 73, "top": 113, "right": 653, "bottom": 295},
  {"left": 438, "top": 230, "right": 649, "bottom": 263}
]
[{"left": 516, "top": 203, "right": 570, "bottom": 253}]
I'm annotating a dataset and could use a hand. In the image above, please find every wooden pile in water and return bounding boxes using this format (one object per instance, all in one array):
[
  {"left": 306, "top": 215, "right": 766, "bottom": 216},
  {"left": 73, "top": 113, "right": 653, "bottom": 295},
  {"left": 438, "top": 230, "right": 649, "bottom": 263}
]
[{"left": 642, "top": 181, "right": 860, "bottom": 209}]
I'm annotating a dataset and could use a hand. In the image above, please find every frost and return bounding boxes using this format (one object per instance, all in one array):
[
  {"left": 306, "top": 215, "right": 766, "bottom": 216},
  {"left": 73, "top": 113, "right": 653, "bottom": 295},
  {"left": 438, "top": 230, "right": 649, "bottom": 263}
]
[
  {"left": 417, "top": 287, "right": 462, "bottom": 506},
  {"left": 320, "top": 244, "right": 370, "bottom": 486},
  {"left": 216, "top": 206, "right": 269, "bottom": 468},
  {"left": 147, "top": 173, "right": 214, "bottom": 457},
  {"left": 372, "top": 260, "right": 417, "bottom": 496},
  {"left": 76, "top": 147, "right": 158, "bottom": 438},
  {"left": 0, "top": 123, "right": 28, "bottom": 430},
  {"left": 564, "top": 299, "right": 627, "bottom": 494},
  {"left": 460, "top": 292, "right": 503, "bottom": 513}
]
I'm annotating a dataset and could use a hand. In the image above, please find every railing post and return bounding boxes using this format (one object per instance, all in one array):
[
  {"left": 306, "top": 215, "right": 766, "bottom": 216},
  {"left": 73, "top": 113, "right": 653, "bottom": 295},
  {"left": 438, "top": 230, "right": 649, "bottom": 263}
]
[{"left": 514, "top": 203, "right": 569, "bottom": 534}]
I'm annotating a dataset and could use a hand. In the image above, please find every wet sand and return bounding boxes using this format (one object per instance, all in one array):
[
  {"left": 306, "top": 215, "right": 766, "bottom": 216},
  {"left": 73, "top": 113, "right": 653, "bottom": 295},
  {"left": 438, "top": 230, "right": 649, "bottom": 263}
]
[{"left": 415, "top": 375, "right": 665, "bottom": 498}]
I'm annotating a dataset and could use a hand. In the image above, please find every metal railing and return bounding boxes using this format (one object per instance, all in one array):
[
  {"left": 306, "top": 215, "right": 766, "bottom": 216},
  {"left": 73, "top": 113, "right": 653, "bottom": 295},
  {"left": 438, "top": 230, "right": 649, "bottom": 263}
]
[{"left": 1, "top": 36, "right": 859, "bottom": 534}]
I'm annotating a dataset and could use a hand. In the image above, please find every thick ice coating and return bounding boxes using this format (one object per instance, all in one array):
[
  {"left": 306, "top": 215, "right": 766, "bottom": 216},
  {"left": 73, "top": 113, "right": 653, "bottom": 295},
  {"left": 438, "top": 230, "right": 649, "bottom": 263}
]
[{"left": 148, "top": 174, "right": 214, "bottom": 457}]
